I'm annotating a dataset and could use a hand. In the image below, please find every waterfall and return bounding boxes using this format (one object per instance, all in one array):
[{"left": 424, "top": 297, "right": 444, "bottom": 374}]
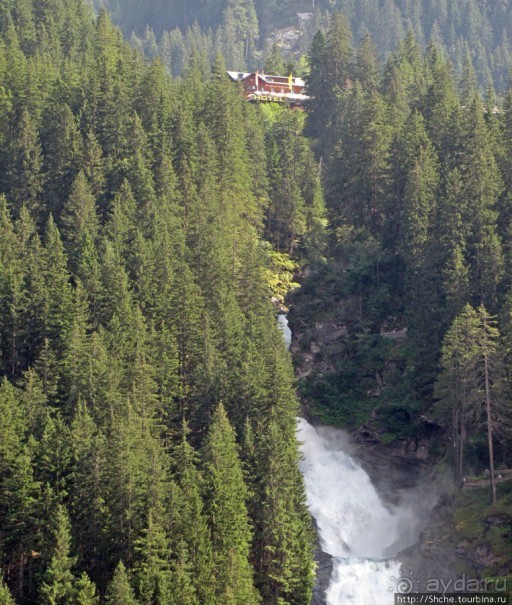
[
  {"left": 278, "top": 313, "right": 429, "bottom": 604},
  {"left": 298, "top": 418, "right": 420, "bottom": 604},
  {"left": 277, "top": 313, "right": 292, "bottom": 348}
]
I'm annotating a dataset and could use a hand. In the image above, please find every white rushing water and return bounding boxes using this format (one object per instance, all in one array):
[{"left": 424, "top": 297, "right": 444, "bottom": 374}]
[
  {"left": 277, "top": 313, "right": 292, "bottom": 348},
  {"left": 297, "top": 419, "right": 423, "bottom": 604},
  {"left": 277, "top": 313, "right": 428, "bottom": 604}
]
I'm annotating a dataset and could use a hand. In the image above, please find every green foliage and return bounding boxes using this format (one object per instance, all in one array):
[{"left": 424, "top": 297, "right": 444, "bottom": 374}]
[
  {"left": 104, "top": 562, "right": 138, "bottom": 605},
  {"left": 0, "top": 4, "right": 316, "bottom": 604},
  {"left": 265, "top": 249, "right": 300, "bottom": 305},
  {"left": 452, "top": 485, "right": 512, "bottom": 576},
  {"left": 133, "top": 508, "right": 173, "bottom": 605},
  {"left": 74, "top": 572, "right": 99, "bottom": 605},
  {"left": 0, "top": 576, "right": 15, "bottom": 605},
  {"left": 202, "top": 404, "right": 260, "bottom": 604},
  {"left": 295, "top": 20, "right": 512, "bottom": 456},
  {"left": 40, "top": 505, "right": 76, "bottom": 605}
]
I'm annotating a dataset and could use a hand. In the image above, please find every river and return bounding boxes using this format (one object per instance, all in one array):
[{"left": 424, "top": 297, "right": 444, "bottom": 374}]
[{"left": 277, "top": 314, "right": 432, "bottom": 605}]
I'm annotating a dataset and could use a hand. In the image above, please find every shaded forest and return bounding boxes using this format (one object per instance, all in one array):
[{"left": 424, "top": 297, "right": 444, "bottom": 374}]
[
  {"left": 97, "top": 0, "right": 512, "bottom": 90},
  {"left": 293, "top": 12, "right": 512, "bottom": 483}
]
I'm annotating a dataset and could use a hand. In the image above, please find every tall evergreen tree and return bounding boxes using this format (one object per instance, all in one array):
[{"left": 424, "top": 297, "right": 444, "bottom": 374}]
[
  {"left": 133, "top": 508, "right": 173, "bottom": 605},
  {"left": 39, "top": 505, "right": 76, "bottom": 605},
  {"left": 202, "top": 404, "right": 260, "bottom": 605},
  {"left": 74, "top": 572, "right": 98, "bottom": 605},
  {"left": 434, "top": 303, "right": 508, "bottom": 496},
  {"left": 458, "top": 93, "right": 503, "bottom": 308},
  {"left": 170, "top": 422, "right": 214, "bottom": 604},
  {"left": 105, "top": 561, "right": 138, "bottom": 605},
  {"left": 8, "top": 108, "right": 44, "bottom": 221}
]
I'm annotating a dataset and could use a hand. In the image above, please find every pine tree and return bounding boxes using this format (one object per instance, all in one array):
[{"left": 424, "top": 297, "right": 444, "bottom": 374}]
[
  {"left": 324, "top": 12, "right": 353, "bottom": 111},
  {"left": 36, "top": 414, "right": 72, "bottom": 501},
  {"left": 105, "top": 180, "right": 137, "bottom": 260},
  {"left": 74, "top": 233, "right": 103, "bottom": 327},
  {"left": 60, "top": 170, "right": 99, "bottom": 257},
  {"left": 69, "top": 401, "right": 107, "bottom": 581},
  {"left": 62, "top": 281, "right": 93, "bottom": 413},
  {"left": 422, "top": 44, "right": 460, "bottom": 161},
  {"left": 304, "top": 30, "right": 327, "bottom": 140},
  {"left": 82, "top": 130, "right": 106, "bottom": 205},
  {"left": 401, "top": 142, "right": 442, "bottom": 393},
  {"left": 438, "top": 169, "right": 470, "bottom": 318},
  {"left": 458, "top": 93, "right": 503, "bottom": 308},
  {"left": 168, "top": 541, "right": 198, "bottom": 605},
  {"left": 41, "top": 103, "right": 83, "bottom": 221},
  {"left": 15, "top": 206, "right": 47, "bottom": 368},
  {"left": 202, "top": 404, "right": 260, "bottom": 604},
  {"left": 0, "top": 234, "right": 29, "bottom": 377},
  {"left": 309, "top": 12, "right": 353, "bottom": 153},
  {"left": 254, "top": 418, "right": 315, "bottom": 604},
  {"left": 354, "top": 31, "right": 379, "bottom": 92},
  {"left": 170, "top": 422, "right": 214, "bottom": 604},
  {"left": 105, "top": 561, "right": 138, "bottom": 605},
  {"left": 41, "top": 216, "right": 73, "bottom": 356},
  {"left": 19, "top": 368, "right": 48, "bottom": 436},
  {"left": 40, "top": 505, "right": 76, "bottom": 605},
  {"left": 104, "top": 395, "right": 168, "bottom": 569},
  {"left": 74, "top": 572, "right": 98, "bottom": 605},
  {"left": 434, "top": 304, "right": 508, "bottom": 496},
  {"left": 205, "top": 53, "right": 261, "bottom": 231},
  {"left": 266, "top": 109, "right": 307, "bottom": 255},
  {"left": 133, "top": 508, "right": 173, "bottom": 605},
  {"left": 498, "top": 85, "right": 512, "bottom": 282},
  {"left": 328, "top": 85, "right": 391, "bottom": 237},
  {"left": 8, "top": 108, "right": 44, "bottom": 221},
  {"left": 0, "top": 575, "right": 16, "bottom": 605}
]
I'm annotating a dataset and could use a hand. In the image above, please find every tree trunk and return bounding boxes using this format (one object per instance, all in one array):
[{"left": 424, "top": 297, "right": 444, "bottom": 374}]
[
  {"left": 483, "top": 350, "right": 496, "bottom": 503},
  {"left": 454, "top": 407, "right": 461, "bottom": 483}
]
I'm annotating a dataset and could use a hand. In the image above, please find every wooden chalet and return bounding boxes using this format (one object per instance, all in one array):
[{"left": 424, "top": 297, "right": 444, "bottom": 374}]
[{"left": 227, "top": 70, "right": 309, "bottom": 107}]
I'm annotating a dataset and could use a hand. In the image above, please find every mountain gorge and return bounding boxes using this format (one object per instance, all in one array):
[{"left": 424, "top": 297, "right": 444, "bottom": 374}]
[{"left": 2, "top": 0, "right": 512, "bottom": 603}]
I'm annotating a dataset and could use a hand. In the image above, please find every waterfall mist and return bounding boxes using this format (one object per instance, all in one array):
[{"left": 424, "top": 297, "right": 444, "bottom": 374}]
[
  {"left": 297, "top": 419, "right": 438, "bottom": 604},
  {"left": 278, "top": 313, "right": 439, "bottom": 603}
]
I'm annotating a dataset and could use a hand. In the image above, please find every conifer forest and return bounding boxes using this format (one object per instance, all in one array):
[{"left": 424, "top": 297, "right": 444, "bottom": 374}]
[{"left": 1, "top": 1, "right": 512, "bottom": 604}]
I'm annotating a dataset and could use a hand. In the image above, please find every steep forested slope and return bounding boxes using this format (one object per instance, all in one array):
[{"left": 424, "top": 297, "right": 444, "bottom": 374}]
[
  {"left": 0, "top": 2, "right": 319, "bottom": 603},
  {"left": 292, "top": 12, "right": 512, "bottom": 478},
  {"left": 98, "top": 0, "right": 512, "bottom": 89}
]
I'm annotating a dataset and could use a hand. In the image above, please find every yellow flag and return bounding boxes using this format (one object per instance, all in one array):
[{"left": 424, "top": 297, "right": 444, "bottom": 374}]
[{"left": 288, "top": 73, "right": 293, "bottom": 91}]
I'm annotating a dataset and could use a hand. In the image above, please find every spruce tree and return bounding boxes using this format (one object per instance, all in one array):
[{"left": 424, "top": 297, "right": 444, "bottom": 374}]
[
  {"left": 0, "top": 444, "right": 42, "bottom": 603},
  {"left": 254, "top": 418, "right": 315, "bottom": 605},
  {"left": 69, "top": 401, "right": 107, "bottom": 581},
  {"left": 459, "top": 93, "right": 503, "bottom": 308},
  {"left": 105, "top": 561, "right": 138, "bottom": 605},
  {"left": 202, "top": 404, "right": 260, "bottom": 604},
  {"left": 40, "top": 505, "right": 76, "bottom": 605},
  {"left": 61, "top": 170, "right": 99, "bottom": 257},
  {"left": 74, "top": 572, "right": 98, "bottom": 605},
  {"left": 133, "top": 508, "right": 173, "bottom": 605},
  {"left": 41, "top": 217, "right": 73, "bottom": 356},
  {"left": 323, "top": 11, "right": 353, "bottom": 142},
  {"left": 434, "top": 303, "right": 508, "bottom": 494},
  {"left": 170, "top": 422, "right": 214, "bottom": 604},
  {"left": 8, "top": 108, "right": 44, "bottom": 221},
  {"left": 41, "top": 103, "right": 83, "bottom": 221},
  {"left": 0, "top": 575, "right": 16, "bottom": 605}
]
